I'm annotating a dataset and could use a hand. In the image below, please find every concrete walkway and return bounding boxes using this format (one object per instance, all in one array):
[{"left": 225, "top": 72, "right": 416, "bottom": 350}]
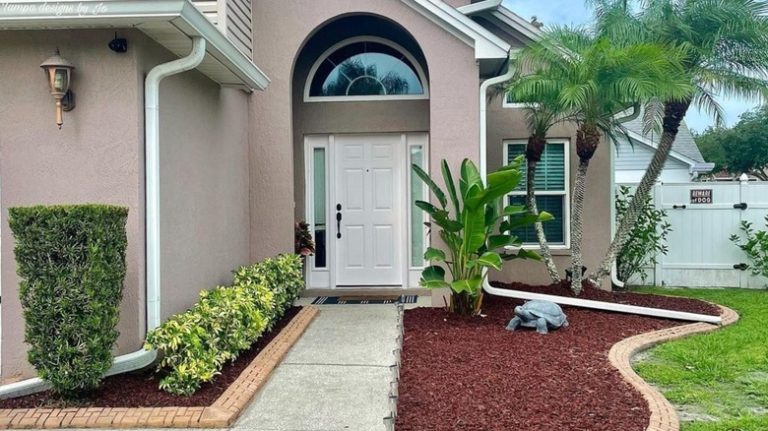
[
  {"left": 31, "top": 300, "right": 416, "bottom": 431},
  {"left": 232, "top": 302, "right": 401, "bottom": 431}
]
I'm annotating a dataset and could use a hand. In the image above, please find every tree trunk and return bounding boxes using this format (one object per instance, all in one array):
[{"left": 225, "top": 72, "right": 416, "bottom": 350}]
[
  {"left": 590, "top": 100, "right": 690, "bottom": 284},
  {"left": 570, "top": 159, "right": 590, "bottom": 295},
  {"left": 526, "top": 135, "right": 561, "bottom": 283},
  {"left": 527, "top": 159, "right": 562, "bottom": 283},
  {"left": 571, "top": 124, "right": 601, "bottom": 295}
]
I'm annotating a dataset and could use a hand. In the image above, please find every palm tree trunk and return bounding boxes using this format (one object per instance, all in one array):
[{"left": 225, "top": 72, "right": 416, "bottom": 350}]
[
  {"left": 571, "top": 124, "right": 601, "bottom": 295},
  {"left": 590, "top": 100, "right": 690, "bottom": 284},
  {"left": 570, "top": 159, "right": 590, "bottom": 294},
  {"left": 526, "top": 136, "right": 561, "bottom": 283},
  {"left": 527, "top": 161, "right": 562, "bottom": 282}
]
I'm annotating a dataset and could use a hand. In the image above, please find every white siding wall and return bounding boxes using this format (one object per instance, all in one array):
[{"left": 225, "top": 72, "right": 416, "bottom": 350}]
[
  {"left": 191, "top": 0, "right": 253, "bottom": 58},
  {"left": 614, "top": 137, "right": 691, "bottom": 184}
]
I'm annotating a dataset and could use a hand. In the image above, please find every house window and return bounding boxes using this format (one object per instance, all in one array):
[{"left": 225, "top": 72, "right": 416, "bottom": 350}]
[
  {"left": 504, "top": 140, "right": 570, "bottom": 247},
  {"left": 503, "top": 92, "right": 534, "bottom": 109},
  {"left": 410, "top": 145, "right": 426, "bottom": 267},
  {"left": 306, "top": 37, "right": 428, "bottom": 101},
  {"left": 312, "top": 147, "right": 327, "bottom": 268}
]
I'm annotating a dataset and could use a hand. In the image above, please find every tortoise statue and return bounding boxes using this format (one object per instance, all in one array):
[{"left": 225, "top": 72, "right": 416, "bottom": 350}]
[{"left": 506, "top": 300, "right": 568, "bottom": 334}]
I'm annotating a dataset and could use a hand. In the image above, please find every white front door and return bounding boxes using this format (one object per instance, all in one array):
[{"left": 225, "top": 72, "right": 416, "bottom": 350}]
[{"left": 334, "top": 134, "right": 404, "bottom": 286}]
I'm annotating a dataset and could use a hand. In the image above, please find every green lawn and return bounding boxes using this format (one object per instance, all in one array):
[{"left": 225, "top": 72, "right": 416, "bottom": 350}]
[{"left": 633, "top": 288, "right": 768, "bottom": 431}]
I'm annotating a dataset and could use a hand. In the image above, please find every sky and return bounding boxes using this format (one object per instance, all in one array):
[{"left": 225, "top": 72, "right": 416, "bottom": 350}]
[{"left": 501, "top": 0, "right": 760, "bottom": 133}]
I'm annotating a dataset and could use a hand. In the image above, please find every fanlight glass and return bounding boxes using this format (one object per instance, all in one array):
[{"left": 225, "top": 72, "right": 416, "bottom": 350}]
[{"left": 309, "top": 41, "right": 424, "bottom": 98}]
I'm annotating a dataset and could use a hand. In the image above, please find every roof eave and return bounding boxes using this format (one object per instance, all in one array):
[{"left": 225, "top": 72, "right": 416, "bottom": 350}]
[
  {"left": 176, "top": 2, "right": 269, "bottom": 90},
  {"left": 489, "top": 7, "right": 543, "bottom": 43},
  {"left": 0, "top": 0, "right": 269, "bottom": 91},
  {"left": 626, "top": 130, "right": 702, "bottom": 167},
  {"left": 402, "top": 0, "right": 510, "bottom": 60}
]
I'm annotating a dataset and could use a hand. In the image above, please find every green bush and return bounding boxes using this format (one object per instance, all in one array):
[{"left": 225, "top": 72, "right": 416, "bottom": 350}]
[
  {"left": 730, "top": 215, "right": 768, "bottom": 287},
  {"left": 8, "top": 205, "right": 128, "bottom": 397},
  {"left": 233, "top": 254, "right": 304, "bottom": 326},
  {"left": 615, "top": 186, "right": 671, "bottom": 286},
  {"left": 144, "top": 285, "right": 268, "bottom": 395},
  {"left": 146, "top": 254, "right": 304, "bottom": 395}
]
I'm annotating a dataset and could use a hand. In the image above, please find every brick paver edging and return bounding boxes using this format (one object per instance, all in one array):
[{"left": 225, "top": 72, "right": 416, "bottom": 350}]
[
  {"left": 0, "top": 306, "right": 320, "bottom": 429},
  {"left": 609, "top": 305, "right": 739, "bottom": 431}
]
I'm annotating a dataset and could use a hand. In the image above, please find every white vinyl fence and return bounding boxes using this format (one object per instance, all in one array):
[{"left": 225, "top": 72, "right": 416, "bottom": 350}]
[{"left": 624, "top": 180, "right": 768, "bottom": 289}]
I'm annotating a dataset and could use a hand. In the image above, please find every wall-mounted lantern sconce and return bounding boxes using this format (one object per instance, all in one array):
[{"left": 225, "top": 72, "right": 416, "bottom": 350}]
[{"left": 40, "top": 49, "right": 76, "bottom": 129}]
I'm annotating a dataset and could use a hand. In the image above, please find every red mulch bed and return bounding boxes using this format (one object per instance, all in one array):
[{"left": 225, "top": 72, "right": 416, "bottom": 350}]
[
  {"left": 395, "top": 285, "right": 719, "bottom": 431},
  {"left": 0, "top": 307, "right": 301, "bottom": 409}
]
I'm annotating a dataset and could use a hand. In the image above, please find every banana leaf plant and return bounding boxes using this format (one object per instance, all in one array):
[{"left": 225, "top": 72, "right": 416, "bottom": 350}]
[{"left": 413, "top": 157, "right": 553, "bottom": 315}]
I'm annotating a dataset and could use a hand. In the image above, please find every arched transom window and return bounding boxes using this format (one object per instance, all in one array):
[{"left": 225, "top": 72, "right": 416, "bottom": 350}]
[{"left": 306, "top": 37, "right": 428, "bottom": 101}]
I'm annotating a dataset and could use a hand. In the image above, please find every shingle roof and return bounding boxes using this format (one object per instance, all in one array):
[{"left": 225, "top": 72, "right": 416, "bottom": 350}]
[{"left": 623, "top": 116, "right": 706, "bottom": 163}]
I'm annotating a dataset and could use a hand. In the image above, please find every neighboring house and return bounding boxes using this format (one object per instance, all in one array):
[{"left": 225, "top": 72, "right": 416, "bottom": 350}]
[
  {"left": 615, "top": 116, "right": 714, "bottom": 185},
  {"left": 0, "top": 0, "right": 612, "bottom": 382}
]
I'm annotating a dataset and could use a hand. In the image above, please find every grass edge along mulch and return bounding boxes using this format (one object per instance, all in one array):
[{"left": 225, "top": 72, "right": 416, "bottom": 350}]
[
  {"left": 395, "top": 284, "right": 724, "bottom": 431},
  {"left": 0, "top": 306, "right": 319, "bottom": 429},
  {"left": 633, "top": 288, "right": 768, "bottom": 431}
]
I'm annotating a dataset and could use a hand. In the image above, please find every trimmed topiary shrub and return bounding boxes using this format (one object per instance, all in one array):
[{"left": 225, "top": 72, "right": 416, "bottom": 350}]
[
  {"left": 8, "top": 205, "right": 128, "bottom": 397},
  {"left": 146, "top": 253, "right": 304, "bottom": 395}
]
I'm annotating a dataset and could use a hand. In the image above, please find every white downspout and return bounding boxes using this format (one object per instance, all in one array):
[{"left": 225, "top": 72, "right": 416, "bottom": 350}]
[
  {"left": 0, "top": 37, "right": 207, "bottom": 399},
  {"left": 477, "top": 60, "right": 719, "bottom": 325},
  {"left": 479, "top": 65, "right": 515, "bottom": 179}
]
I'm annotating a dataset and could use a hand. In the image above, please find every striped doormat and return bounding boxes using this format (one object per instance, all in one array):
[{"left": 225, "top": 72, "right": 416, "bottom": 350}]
[{"left": 311, "top": 295, "right": 418, "bottom": 305}]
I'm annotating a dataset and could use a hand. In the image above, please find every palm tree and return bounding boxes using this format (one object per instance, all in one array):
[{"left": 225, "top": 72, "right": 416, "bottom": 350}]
[
  {"left": 513, "top": 26, "right": 691, "bottom": 294},
  {"left": 504, "top": 77, "right": 566, "bottom": 283},
  {"left": 591, "top": 0, "right": 768, "bottom": 284}
]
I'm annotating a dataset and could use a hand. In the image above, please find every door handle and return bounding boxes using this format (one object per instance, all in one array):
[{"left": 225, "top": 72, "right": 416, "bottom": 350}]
[
  {"left": 734, "top": 263, "right": 749, "bottom": 271},
  {"left": 733, "top": 203, "right": 748, "bottom": 210},
  {"left": 672, "top": 204, "right": 687, "bottom": 209},
  {"left": 336, "top": 204, "right": 342, "bottom": 239}
]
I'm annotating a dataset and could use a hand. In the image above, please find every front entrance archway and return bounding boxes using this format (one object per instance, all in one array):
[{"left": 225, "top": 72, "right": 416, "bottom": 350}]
[{"left": 293, "top": 14, "right": 431, "bottom": 290}]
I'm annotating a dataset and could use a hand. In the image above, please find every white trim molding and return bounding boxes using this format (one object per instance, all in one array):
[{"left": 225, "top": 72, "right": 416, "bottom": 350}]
[
  {"left": 400, "top": 0, "right": 510, "bottom": 59},
  {"left": 304, "top": 36, "right": 430, "bottom": 103},
  {"left": 304, "top": 133, "right": 429, "bottom": 289},
  {"left": 503, "top": 138, "right": 571, "bottom": 250}
]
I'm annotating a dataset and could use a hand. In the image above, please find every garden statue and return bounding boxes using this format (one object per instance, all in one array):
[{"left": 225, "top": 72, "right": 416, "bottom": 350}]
[{"left": 506, "top": 300, "right": 568, "bottom": 334}]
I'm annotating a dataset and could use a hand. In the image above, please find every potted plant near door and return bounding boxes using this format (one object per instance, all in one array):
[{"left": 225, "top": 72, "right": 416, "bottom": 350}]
[{"left": 295, "top": 221, "right": 316, "bottom": 261}]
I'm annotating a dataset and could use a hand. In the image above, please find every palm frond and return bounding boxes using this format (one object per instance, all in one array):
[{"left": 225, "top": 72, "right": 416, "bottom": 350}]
[
  {"left": 692, "top": 87, "right": 726, "bottom": 127},
  {"left": 641, "top": 98, "right": 665, "bottom": 136}
]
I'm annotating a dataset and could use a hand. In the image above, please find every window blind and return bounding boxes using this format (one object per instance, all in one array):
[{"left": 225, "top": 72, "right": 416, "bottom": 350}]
[
  {"left": 507, "top": 143, "right": 566, "bottom": 192},
  {"left": 509, "top": 195, "right": 565, "bottom": 244}
]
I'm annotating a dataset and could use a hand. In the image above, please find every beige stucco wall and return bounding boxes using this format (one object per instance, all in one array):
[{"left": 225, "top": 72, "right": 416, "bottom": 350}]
[
  {"left": 251, "top": 1, "right": 481, "bottom": 263},
  {"left": 0, "top": 30, "right": 252, "bottom": 380},
  {"left": 485, "top": 96, "right": 613, "bottom": 288},
  {"left": 0, "top": 29, "right": 145, "bottom": 380},
  {"left": 133, "top": 33, "right": 253, "bottom": 320}
]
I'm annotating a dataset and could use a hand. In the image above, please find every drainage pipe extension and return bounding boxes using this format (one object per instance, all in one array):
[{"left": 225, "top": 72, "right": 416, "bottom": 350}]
[
  {"left": 482, "top": 277, "right": 721, "bottom": 324},
  {"left": 478, "top": 63, "right": 720, "bottom": 325},
  {"left": 0, "top": 37, "right": 208, "bottom": 399}
]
